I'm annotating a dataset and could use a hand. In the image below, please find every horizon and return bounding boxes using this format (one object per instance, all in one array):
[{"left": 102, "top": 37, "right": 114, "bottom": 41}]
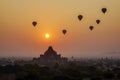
[{"left": 0, "top": 46, "right": 120, "bottom": 58}]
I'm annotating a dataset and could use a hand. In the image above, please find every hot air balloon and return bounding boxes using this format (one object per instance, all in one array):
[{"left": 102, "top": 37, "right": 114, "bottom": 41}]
[
  {"left": 32, "top": 21, "right": 37, "bottom": 27},
  {"left": 96, "top": 19, "right": 100, "bottom": 24},
  {"left": 101, "top": 8, "right": 107, "bottom": 14},
  {"left": 78, "top": 15, "right": 83, "bottom": 21},
  {"left": 62, "top": 29, "right": 67, "bottom": 35},
  {"left": 89, "top": 26, "right": 94, "bottom": 31}
]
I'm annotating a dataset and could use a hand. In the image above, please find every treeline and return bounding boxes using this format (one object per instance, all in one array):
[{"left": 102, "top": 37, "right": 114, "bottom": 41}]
[{"left": 0, "top": 62, "right": 120, "bottom": 80}]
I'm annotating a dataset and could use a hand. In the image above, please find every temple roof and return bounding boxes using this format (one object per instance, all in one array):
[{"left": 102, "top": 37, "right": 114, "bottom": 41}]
[{"left": 44, "top": 46, "right": 57, "bottom": 56}]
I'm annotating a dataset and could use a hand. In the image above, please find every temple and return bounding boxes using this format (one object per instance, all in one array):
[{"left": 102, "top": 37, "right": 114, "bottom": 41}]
[{"left": 33, "top": 46, "right": 68, "bottom": 66}]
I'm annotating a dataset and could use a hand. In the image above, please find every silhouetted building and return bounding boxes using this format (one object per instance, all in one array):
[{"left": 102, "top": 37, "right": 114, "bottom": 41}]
[{"left": 33, "top": 46, "right": 68, "bottom": 66}]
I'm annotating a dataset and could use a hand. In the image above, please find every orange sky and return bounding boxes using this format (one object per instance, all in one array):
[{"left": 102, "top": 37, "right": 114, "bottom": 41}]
[{"left": 0, "top": 0, "right": 120, "bottom": 58}]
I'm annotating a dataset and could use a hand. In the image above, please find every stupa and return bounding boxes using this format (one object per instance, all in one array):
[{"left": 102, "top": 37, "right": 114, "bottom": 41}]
[{"left": 33, "top": 46, "right": 68, "bottom": 66}]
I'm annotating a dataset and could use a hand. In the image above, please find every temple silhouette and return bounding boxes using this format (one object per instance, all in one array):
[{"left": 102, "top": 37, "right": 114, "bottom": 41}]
[{"left": 33, "top": 46, "right": 68, "bottom": 66}]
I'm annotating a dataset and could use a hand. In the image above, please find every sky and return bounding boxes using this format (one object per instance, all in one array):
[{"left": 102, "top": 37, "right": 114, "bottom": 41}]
[{"left": 0, "top": 0, "right": 120, "bottom": 58}]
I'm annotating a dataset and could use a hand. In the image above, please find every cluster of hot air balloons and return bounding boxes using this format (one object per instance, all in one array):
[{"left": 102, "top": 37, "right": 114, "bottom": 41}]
[
  {"left": 77, "top": 7, "right": 107, "bottom": 31},
  {"left": 32, "top": 7, "right": 107, "bottom": 35},
  {"left": 32, "top": 21, "right": 67, "bottom": 35}
]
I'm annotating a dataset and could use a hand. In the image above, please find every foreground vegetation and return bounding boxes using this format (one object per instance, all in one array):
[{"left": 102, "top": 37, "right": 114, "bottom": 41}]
[{"left": 0, "top": 59, "right": 120, "bottom": 80}]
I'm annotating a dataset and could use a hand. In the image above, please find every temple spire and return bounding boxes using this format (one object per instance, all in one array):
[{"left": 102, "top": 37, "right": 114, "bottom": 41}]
[{"left": 48, "top": 46, "right": 53, "bottom": 51}]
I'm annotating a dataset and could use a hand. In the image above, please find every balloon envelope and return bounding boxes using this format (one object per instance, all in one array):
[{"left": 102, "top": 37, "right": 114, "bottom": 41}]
[
  {"left": 78, "top": 15, "right": 83, "bottom": 21},
  {"left": 62, "top": 29, "right": 67, "bottom": 35},
  {"left": 101, "top": 8, "right": 107, "bottom": 14},
  {"left": 96, "top": 19, "right": 100, "bottom": 24},
  {"left": 32, "top": 21, "right": 37, "bottom": 27},
  {"left": 89, "top": 26, "right": 94, "bottom": 31}
]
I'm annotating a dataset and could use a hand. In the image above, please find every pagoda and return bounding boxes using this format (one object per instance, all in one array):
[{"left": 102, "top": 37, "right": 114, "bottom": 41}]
[{"left": 33, "top": 46, "right": 68, "bottom": 66}]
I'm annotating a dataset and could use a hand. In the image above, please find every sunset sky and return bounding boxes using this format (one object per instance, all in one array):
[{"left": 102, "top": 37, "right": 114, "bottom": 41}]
[{"left": 0, "top": 0, "right": 120, "bottom": 58}]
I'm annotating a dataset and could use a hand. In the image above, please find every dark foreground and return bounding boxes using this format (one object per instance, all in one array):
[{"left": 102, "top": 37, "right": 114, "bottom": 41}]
[{"left": 0, "top": 58, "right": 120, "bottom": 80}]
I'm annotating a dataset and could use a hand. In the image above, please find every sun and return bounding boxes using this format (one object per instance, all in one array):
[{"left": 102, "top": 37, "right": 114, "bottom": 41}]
[{"left": 45, "top": 33, "right": 50, "bottom": 39}]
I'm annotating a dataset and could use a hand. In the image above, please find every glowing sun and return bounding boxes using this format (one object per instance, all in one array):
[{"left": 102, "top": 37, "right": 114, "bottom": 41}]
[{"left": 45, "top": 33, "right": 50, "bottom": 39}]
